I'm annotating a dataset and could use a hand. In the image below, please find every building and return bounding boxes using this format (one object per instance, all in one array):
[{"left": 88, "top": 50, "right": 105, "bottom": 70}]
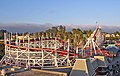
[{"left": 70, "top": 56, "right": 110, "bottom": 76}]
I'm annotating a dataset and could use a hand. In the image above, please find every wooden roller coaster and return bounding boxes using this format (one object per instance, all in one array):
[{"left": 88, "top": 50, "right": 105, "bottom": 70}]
[
  {"left": 0, "top": 33, "right": 76, "bottom": 68},
  {"left": 0, "top": 26, "right": 110, "bottom": 68}
]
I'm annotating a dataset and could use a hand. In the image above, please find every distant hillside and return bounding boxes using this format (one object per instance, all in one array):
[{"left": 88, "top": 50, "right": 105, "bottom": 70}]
[
  {"left": 65, "top": 25, "right": 120, "bottom": 33},
  {"left": 0, "top": 23, "right": 53, "bottom": 33},
  {"left": 0, "top": 23, "right": 119, "bottom": 33}
]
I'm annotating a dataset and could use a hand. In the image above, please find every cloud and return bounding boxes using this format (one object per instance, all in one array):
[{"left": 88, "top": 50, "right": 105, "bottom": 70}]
[
  {"left": 0, "top": 23, "right": 119, "bottom": 33},
  {"left": 0, "top": 23, "right": 53, "bottom": 33},
  {"left": 65, "top": 24, "right": 120, "bottom": 33}
]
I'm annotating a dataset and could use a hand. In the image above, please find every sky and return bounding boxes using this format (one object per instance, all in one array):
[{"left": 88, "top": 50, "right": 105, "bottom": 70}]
[{"left": 0, "top": 0, "right": 120, "bottom": 26}]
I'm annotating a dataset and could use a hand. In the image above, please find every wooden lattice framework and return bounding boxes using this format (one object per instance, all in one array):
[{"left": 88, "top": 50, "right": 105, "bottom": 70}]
[{"left": 0, "top": 33, "right": 75, "bottom": 68}]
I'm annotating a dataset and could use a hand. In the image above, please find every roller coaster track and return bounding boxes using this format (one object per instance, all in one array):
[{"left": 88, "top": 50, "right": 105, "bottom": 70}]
[{"left": 0, "top": 33, "right": 76, "bottom": 68}]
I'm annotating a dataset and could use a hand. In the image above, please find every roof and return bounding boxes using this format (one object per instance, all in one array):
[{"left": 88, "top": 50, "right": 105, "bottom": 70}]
[
  {"left": 94, "top": 56, "right": 109, "bottom": 66},
  {"left": 70, "top": 56, "right": 109, "bottom": 76},
  {"left": 70, "top": 58, "right": 95, "bottom": 76},
  {"left": 106, "top": 45, "right": 119, "bottom": 54},
  {"left": 108, "top": 56, "right": 120, "bottom": 70}
]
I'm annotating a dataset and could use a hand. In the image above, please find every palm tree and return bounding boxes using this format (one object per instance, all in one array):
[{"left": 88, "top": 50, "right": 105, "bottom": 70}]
[
  {"left": 64, "top": 32, "right": 69, "bottom": 41},
  {"left": 72, "top": 28, "right": 77, "bottom": 48},
  {"left": 57, "top": 25, "right": 65, "bottom": 39},
  {"left": 51, "top": 27, "right": 58, "bottom": 37},
  {"left": 72, "top": 28, "right": 83, "bottom": 49},
  {"left": 76, "top": 28, "right": 83, "bottom": 42},
  {"left": 86, "top": 29, "right": 93, "bottom": 38}
]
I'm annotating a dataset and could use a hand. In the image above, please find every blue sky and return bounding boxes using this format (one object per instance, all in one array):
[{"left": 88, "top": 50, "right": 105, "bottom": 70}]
[{"left": 0, "top": 0, "right": 120, "bottom": 25}]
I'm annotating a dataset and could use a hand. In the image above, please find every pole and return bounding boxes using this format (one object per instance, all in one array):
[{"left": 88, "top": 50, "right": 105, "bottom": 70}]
[
  {"left": 27, "top": 33, "right": 30, "bottom": 69},
  {"left": 54, "top": 37, "right": 58, "bottom": 67},
  {"left": 23, "top": 33, "right": 24, "bottom": 46},
  {"left": 4, "top": 33, "right": 7, "bottom": 55},
  {"left": 67, "top": 39, "right": 71, "bottom": 66}
]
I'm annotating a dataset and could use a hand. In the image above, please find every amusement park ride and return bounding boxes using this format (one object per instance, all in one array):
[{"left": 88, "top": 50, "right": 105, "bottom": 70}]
[
  {"left": 0, "top": 26, "right": 110, "bottom": 68},
  {"left": 82, "top": 26, "right": 105, "bottom": 57}
]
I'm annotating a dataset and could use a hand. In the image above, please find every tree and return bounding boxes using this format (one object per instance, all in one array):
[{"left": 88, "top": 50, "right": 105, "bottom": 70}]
[
  {"left": 51, "top": 27, "right": 58, "bottom": 37},
  {"left": 72, "top": 28, "right": 83, "bottom": 48},
  {"left": 0, "top": 29, "right": 7, "bottom": 39},
  {"left": 0, "top": 43, "right": 4, "bottom": 59},
  {"left": 86, "top": 29, "right": 93, "bottom": 38},
  {"left": 57, "top": 25, "right": 65, "bottom": 39}
]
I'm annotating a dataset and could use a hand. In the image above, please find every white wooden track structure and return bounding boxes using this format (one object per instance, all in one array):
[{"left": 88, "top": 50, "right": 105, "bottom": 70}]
[{"left": 0, "top": 33, "right": 76, "bottom": 68}]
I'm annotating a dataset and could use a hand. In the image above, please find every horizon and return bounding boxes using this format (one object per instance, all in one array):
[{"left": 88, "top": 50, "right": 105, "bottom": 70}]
[
  {"left": 0, "top": 23, "right": 119, "bottom": 33},
  {"left": 0, "top": 0, "right": 120, "bottom": 26}
]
